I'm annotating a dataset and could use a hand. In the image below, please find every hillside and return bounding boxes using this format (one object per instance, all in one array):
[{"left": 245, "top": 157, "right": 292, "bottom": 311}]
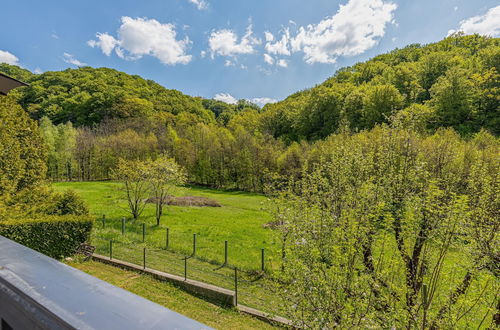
[
  {"left": 0, "top": 65, "right": 217, "bottom": 126},
  {"left": 2, "top": 34, "right": 498, "bottom": 136},
  {"left": 262, "top": 34, "right": 499, "bottom": 138}
]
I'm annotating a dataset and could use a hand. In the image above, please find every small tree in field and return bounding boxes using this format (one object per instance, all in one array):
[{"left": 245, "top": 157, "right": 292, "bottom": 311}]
[
  {"left": 112, "top": 158, "right": 149, "bottom": 220},
  {"left": 147, "top": 157, "right": 187, "bottom": 226}
]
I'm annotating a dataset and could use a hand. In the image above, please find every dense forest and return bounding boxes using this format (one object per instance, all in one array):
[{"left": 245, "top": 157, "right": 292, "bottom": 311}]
[{"left": 1, "top": 33, "right": 498, "bottom": 192}]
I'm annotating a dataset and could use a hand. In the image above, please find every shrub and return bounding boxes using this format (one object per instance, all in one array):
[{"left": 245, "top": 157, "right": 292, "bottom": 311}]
[
  {"left": 48, "top": 190, "right": 89, "bottom": 216},
  {"left": 0, "top": 214, "right": 93, "bottom": 259}
]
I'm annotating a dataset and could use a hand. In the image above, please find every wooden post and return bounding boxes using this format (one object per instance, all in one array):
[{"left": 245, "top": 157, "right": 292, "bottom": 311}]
[
  {"left": 261, "top": 248, "right": 265, "bottom": 272},
  {"left": 192, "top": 233, "right": 196, "bottom": 256},
  {"left": 102, "top": 214, "right": 105, "bottom": 229},
  {"left": 234, "top": 267, "right": 238, "bottom": 306},
  {"left": 224, "top": 240, "right": 228, "bottom": 265},
  {"left": 142, "top": 223, "right": 146, "bottom": 242},
  {"left": 184, "top": 256, "right": 187, "bottom": 281},
  {"left": 166, "top": 228, "right": 169, "bottom": 249},
  {"left": 109, "top": 240, "right": 113, "bottom": 260},
  {"left": 143, "top": 248, "right": 146, "bottom": 270}
]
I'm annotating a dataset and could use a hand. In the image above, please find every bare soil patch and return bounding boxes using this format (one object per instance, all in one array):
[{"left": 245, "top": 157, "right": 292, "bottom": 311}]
[{"left": 146, "top": 196, "right": 221, "bottom": 207}]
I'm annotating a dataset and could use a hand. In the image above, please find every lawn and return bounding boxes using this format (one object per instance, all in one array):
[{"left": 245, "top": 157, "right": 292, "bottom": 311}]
[
  {"left": 53, "top": 181, "right": 279, "bottom": 271},
  {"left": 53, "top": 181, "right": 284, "bottom": 313},
  {"left": 66, "top": 260, "right": 278, "bottom": 329}
]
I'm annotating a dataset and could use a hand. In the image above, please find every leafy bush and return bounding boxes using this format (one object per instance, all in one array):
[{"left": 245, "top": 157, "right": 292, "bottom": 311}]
[
  {"left": 48, "top": 190, "right": 89, "bottom": 216},
  {"left": 0, "top": 214, "right": 93, "bottom": 259}
]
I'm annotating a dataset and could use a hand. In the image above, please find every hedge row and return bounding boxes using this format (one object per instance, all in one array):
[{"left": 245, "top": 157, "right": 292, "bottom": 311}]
[{"left": 0, "top": 215, "right": 93, "bottom": 259}]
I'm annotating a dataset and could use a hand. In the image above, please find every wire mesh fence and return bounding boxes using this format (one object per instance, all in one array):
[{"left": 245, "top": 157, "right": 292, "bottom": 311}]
[{"left": 91, "top": 216, "right": 284, "bottom": 315}]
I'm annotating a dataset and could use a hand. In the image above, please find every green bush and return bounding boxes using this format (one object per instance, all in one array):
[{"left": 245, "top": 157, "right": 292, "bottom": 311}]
[
  {"left": 0, "top": 214, "right": 93, "bottom": 259},
  {"left": 48, "top": 190, "right": 89, "bottom": 216}
]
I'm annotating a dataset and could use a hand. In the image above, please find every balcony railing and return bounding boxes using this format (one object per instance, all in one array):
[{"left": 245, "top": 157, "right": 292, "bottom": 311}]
[{"left": 0, "top": 236, "right": 210, "bottom": 330}]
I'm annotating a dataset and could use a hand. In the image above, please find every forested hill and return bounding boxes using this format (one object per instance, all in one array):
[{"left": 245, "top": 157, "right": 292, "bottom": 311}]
[
  {"left": 0, "top": 65, "right": 220, "bottom": 126},
  {"left": 262, "top": 34, "right": 499, "bottom": 139},
  {"left": 1, "top": 34, "right": 499, "bottom": 136}
]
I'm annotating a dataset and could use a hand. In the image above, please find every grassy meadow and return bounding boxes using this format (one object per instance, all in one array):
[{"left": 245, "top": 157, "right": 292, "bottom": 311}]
[{"left": 53, "top": 181, "right": 279, "bottom": 271}]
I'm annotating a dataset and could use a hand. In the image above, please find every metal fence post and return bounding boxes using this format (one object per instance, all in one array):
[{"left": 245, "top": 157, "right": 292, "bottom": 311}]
[
  {"left": 184, "top": 256, "right": 187, "bottom": 281},
  {"left": 102, "top": 214, "right": 105, "bottom": 229},
  {"left": 121, "top": 217, "right": 125, "bottom": 235},
  {"left": 143, "top": 247, "right": 146, "bottom": 270},
  {"left": 109, "top": 240, "right": 113, "bottom": 260},
  {"left": 224, "top": 240, "right": 228, "bottom": 265},
  {"left": 234, "top": 267, "right": 238, "bottom": 306},
  {"left": 192, "top": 234, "right": 196, "bottom": 256},
  {"left": 166, "top": 228, "right": 169, "bottom": 249},
  {"left": 261, "top": 248, "right": 265, "bottom": 272},
  {"left": 142, "top": 223, "right": 146, "bottom": 242}
]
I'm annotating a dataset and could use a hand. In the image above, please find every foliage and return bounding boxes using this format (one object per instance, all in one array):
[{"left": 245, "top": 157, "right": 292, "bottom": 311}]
[
  {"left": 0, "top": 66, "right": 215, "bottom": 126},
  {"left": 146, "top": 157, "right": 187, "bottom": 225},
  {"left": 268, "top": 126, "right": 499, "bottom": 328},
  {"left": 262, "top": 34, "right": 499, "bottom": 139},
  {"left": 0, "top": 96, "right": 47, "bottom": 196},
  {"left": 47, "top": 190, "right": 89, "bottom": 216},
  {"left": 0, "top": 214, "right": 93, "bottom": 259},
  {"left": 111, "top": 158, "right": 150, "bottom": 220}
]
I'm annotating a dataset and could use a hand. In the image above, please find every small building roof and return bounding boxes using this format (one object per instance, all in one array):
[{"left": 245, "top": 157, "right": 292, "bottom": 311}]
[{"left": 0, "top": 72, "right": 28, "bottom": 95}]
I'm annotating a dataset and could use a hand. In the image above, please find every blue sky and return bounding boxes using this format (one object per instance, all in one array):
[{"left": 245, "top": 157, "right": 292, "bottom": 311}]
[{"left": 1, "top": 0, "right": 499, "bottom": 105}]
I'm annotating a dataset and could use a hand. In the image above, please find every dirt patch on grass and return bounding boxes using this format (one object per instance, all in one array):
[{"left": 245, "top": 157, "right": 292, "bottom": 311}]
[
  {"left": 146, "top": 196, "right": 221, "bottom": 207},
  {"left": 262, "top": 220, "right": 282, "bottom": 229}
]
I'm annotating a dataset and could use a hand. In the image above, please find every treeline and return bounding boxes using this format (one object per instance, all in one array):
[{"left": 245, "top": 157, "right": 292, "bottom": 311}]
[{"left": 2, "top": 34, "right": 499, "bottom": 190}]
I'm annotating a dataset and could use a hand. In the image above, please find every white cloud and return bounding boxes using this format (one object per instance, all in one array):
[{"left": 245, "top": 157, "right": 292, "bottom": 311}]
[
  {"left": 448, "top": 6, "right": 500, "bottom": 37},
  {"left": 224, "top": 59, "right": 235, "bottom": 67},
  {"left": 34, "top": 67, "right": 43, "bottom": 74},
  {"left": 263, "top": 53, "right": 274, "bottom": 65},
  {"left": 63, "top": 53, "right": 86, "bottom": 66},
  {"left": 51, "top": 33, "right": 59, "bottom": 39},
  {"left": 250, "top": 97, "right": 277, "bottom": 106},
  {"left": 0, "top": 50, "right": 19, "bottom": 65},
  {"left": 88, "top": 17, "right": 192, "bottom": 65},
  {"left": 265, "top": 29, "right": 291, "bottom": 55},
  {"left": 88, "top": 32, "right": 118, "bottom": 56},
  {"left": 187, "top": 0, "right": 208, "bottom": 10},
  {"left": 290, "top": 0, "right": 397, "bottom": 64},
  {"left": 264, "top": 31, "right": 274, "bottom": 42},
  {"left": 214, "top": 93, "right": 238, "bottom": 104},
  {"left": 454, "top": 6, "right": 458, "bottom": 12},
  {"left": 277, "top": 59, "right": 288, "bottom": 68},
  {"left": 208, "top": 24, "right": 260, "bottom": 58}
]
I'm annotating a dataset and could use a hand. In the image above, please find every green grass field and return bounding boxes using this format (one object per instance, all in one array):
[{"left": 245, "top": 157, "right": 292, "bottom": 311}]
[
  {"left": 66, "top": 260, "right": 278, "bottom": 329},
  {"left": 53, "top": 181, "right": 284, "bottom": 313},
  {"left": 53, "top": 181, "right": 279, "bottom": 271}
]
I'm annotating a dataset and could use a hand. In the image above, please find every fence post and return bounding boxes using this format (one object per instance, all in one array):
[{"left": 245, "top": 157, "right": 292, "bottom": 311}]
[
  {"left": 261, "top": 248, "right": 265, "bottom": 272},
  {"left": 143, "top": 247, "right": 146, "bottom": 270},
  {"left": 192, "top": 234, "right": 196, "bottom": 256},
  {"left": 166, "top": 228, "right": 169, "bottom": 249},
  {"left": 224, "top": 240, "right": 228, "bottom": 265},
  {"left": 234, "top": 267, "right": 238, "bottom": 306},
  {"left": 109, "top": 240, "right": 113, "bottom": 260},
  {"left": 184, "top": 256, "right": 187, "bottom": 281},
  {"left": 121, "top": 217, "right": 125, "bottom": 235},
  {"left": 142, "top": 223, "right": 146, "bottom": 242},
  {"left": 102, "top": 214, "right": 105, "bottom": 229}
]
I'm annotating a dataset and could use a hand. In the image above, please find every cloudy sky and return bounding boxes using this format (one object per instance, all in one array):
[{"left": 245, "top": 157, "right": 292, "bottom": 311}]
[{"left": 1, "top": 0, "right": 499, "bottom": 105}]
